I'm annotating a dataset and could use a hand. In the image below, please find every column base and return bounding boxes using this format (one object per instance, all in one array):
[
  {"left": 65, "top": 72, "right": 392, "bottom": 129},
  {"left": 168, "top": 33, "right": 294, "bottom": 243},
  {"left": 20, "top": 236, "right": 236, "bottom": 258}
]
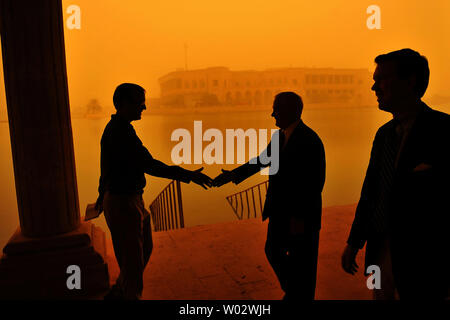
[{"left": 0, "top": 221, "right": 110, "bottom": 299}]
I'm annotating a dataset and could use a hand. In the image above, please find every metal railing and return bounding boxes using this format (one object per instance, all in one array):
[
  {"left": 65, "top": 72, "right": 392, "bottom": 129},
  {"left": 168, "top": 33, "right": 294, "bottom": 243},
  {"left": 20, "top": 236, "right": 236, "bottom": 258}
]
[
  {"left": 149, "top": 180, "right": 184, "bottom": 232},
  {"left": 226, "top": 180, "right": 269, "bottom": 220}
]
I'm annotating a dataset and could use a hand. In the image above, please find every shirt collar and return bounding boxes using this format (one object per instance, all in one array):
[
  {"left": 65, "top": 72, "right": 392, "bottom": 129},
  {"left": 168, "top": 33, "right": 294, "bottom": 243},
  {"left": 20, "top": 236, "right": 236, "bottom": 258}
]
[
  {"left": 111, "top": 114, "right": 133, "bottom": 127},
  {"left": 392, "top": 101, "right": 426, "bottom": 136},
  {"left": 282, "top": 118, "right": 301, "bottom": 142}
]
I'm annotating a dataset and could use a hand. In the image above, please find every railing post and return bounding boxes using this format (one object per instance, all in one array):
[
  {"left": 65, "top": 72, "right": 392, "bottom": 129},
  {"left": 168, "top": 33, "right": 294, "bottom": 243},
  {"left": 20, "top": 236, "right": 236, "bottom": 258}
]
[
  {"left": 176, "top": 180, "right": 184, "bottom": 229},
  {"left": 245, "top": 190, "right": 250, "bottom": 219},
  {"left": 251, "top": 188, "right": 257, "bottom": 218},
  {"left": 168, "top": 182, "right": 175, "bottom": 229},
  {"left": 149, "top": 180, "right": 185, "bottom": 232},
  {"left": 225, "top": 180, "right": 269, "bottom": 220},
  {"left": 257, "top": 184, "right": 263, "bottom": 215},
  {"left": 163, "top": 191, "right": 168, "bottom": 230}
]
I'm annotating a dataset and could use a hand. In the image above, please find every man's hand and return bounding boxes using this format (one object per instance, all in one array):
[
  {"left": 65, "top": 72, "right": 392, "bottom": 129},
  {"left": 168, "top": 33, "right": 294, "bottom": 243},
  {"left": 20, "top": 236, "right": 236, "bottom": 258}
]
[
  {"left": 289, "top": 217, "right": 305, "bottom": 236},
  {"left": 94, "top": 194, "right": 104, "bottom": 214},
  {"left": 341, "top": 244, "right": 359, "bottom": 275},
  {"left": 212, "top": 169, "right": 235, "bottom": 187},
  {"left": 190, "top": 167, "right": 213, "bottom": 189}
]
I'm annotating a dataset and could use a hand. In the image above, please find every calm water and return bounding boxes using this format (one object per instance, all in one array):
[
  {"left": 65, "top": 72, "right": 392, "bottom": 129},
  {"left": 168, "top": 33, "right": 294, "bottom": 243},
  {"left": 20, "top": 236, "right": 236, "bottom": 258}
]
[{"left": 1, "top": 104, "right": 447, "bottom": 249}]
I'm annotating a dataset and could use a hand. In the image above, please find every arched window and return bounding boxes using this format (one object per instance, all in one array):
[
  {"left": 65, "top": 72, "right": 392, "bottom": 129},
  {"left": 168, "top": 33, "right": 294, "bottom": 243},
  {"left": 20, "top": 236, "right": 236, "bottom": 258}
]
[
  {"left": 225, "top": 92, "right": 233, "bottom": 105},
  {"left": 254, "top": 91, "right": 262, "bottom": 105},
  {"left": 264, "top": 90, "right": 272, "bottom": 105},
  {"left": 245, "top": 91, "right": 252, "bottom": 105},
  {"left": 235, "top": 91, "right": 242, "bottom": 105}
]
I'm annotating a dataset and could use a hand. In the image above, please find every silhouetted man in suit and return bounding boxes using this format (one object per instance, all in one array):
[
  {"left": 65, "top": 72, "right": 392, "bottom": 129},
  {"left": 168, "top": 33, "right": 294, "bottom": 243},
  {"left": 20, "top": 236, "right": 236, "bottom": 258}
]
[
  {"left": 95, "top": 83, "right": 212, "bottom": 300},
  {"left": 214, "top": 92, "right": 326, "bottom": 300},
  {"left": 342, "top": 49, "right": 449, "bottom": 300}
]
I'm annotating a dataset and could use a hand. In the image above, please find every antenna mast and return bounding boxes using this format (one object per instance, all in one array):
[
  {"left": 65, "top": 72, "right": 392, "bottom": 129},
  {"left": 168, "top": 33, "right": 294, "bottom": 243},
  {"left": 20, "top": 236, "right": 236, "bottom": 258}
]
[{"left": 184, "top": 43, "right": 188, "bottom": 70}]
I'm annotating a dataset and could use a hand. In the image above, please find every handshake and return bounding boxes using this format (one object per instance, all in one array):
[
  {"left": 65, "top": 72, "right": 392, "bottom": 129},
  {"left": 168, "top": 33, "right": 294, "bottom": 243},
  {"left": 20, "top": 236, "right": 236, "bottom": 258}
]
[{"left": 189, "top": 168, "right": 236, "bottom": 190}]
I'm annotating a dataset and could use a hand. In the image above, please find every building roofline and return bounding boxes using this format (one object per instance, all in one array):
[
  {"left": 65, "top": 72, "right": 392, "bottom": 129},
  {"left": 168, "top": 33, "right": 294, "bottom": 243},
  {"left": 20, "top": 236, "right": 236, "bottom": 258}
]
[{"left": 158, "top": 66, "right": 371, "bottom": 82}]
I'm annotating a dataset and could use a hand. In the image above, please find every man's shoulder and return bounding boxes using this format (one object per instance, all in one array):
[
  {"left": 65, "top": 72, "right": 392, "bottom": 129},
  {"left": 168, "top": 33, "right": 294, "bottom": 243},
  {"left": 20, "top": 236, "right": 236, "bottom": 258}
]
[
  {"left": 425, "top": 106, "right": 450, "bottom": 126},
  {"left": 102, "top": 116, "right": 135, "bottom": 137},
  {"left": 376, "top": 118, "right": 396, "bottom": 135},
  {"left": 420, "top": 107, "right": 450, "bottom": 143},
  {"left": 296, "top": 121, "right": 323, "bottom": 145},
  {"left": 374, "top": 105, "right": 449, "bottom": 138},
  {"left": 101, "top": 121, "right": 139, "bottom": 151},
  {"left": 101, "top": 118, "right": 117, "bottom": 141}
]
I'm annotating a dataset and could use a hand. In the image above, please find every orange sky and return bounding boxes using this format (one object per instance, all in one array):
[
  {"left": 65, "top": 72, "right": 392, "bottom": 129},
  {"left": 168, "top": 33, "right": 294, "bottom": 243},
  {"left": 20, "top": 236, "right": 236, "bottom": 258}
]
[{"left": 1, "top": 0, "right": 450, "bottom": 114}]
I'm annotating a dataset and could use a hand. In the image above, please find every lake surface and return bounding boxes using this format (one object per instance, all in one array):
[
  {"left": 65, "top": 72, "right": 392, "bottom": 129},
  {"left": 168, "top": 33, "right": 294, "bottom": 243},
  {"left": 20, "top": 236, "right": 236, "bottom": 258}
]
[{"left": 1, "top": 103, "right": 448, "bottom": 249}]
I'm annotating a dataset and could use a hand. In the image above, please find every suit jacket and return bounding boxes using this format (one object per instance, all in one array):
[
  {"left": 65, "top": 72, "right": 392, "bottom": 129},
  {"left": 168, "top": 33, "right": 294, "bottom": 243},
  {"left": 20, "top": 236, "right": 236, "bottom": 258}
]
[
  {"left": 231, "top": 120, "right": 326, "bottom": 231},
  {"left": 347, "top": 103, "right": 449, "bottom": 279}
]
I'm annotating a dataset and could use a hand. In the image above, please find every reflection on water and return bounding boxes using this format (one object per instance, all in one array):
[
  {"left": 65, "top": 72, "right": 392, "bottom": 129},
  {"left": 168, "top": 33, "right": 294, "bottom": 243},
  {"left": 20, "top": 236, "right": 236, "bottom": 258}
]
[{"left": 1, "top": 103, "right": 448, "bottom": 249}]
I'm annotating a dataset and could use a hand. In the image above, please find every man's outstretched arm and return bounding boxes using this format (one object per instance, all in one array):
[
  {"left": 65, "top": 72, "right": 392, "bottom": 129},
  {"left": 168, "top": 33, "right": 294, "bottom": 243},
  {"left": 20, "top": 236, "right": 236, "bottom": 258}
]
[
  {"left": 213, "top": 136, "right": 277, "bottom": 187},
  {"left": 142, "top": 149, "right": 212, "bottom": 189}
]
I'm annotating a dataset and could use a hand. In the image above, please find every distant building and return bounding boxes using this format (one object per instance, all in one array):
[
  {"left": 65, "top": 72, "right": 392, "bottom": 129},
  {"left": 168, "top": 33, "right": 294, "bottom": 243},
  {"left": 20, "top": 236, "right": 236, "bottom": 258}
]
[{"left": 158, "top": 66, "right": 374, "bottom": 108}]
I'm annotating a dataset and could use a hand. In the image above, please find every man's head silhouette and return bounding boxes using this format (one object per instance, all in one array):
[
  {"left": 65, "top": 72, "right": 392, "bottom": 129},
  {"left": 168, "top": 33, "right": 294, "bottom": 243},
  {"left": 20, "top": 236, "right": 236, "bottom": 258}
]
[
  {"left": 271, "top": 92, "right": 303, "bottom": 129},
  {"left": 372, "top": 49, "right": 429, "bottom": 114},
  {"left": 113, "top": 83, "right": 146, "bottom": 122}
]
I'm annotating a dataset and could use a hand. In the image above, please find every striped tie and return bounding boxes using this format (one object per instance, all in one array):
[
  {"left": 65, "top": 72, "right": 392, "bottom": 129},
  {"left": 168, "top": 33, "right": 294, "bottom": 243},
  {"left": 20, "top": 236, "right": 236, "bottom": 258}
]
[
  {"left": 370, "top": 122, "right": 401, "bottom": 234},
  {"left": 279, "top": 130, "right": 286, "bottom": 150}
]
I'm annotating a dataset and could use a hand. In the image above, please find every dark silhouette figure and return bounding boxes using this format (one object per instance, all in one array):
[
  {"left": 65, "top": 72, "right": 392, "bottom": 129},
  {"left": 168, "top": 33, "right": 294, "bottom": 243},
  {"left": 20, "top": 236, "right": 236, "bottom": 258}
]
[
  {"left": 213, "top": 92, "right": 326, "bottom": 300},
  {"left": 342, "top": 49, "right": 450, "bottom": 300},
  {"left": 95, "top": 83, "right": 212, "bottom": 300}
]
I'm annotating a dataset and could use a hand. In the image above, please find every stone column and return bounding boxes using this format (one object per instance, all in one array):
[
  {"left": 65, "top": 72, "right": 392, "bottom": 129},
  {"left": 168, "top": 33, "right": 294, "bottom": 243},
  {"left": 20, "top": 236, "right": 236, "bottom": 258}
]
[
  {"left": 0, "top": 0, "right": 109, "bottom": 298},
  {"left": 0, "top": 0, "right": 79, "bottom": 237}
]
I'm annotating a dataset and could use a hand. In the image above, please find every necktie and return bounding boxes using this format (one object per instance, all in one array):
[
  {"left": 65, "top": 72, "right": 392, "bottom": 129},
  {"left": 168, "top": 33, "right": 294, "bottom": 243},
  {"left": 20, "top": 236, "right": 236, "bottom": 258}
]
[
  {"left": 371, "top": 122, "right": 401, "bottom": 234},
  {"left": 280, "top": 130, "right": 286, "bottom": 150}
]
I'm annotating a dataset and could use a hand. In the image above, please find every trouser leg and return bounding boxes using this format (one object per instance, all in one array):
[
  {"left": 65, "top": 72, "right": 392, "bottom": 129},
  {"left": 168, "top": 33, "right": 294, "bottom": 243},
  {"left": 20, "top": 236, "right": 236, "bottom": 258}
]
[
  {"left": 391, "top": 236, "right": 448, "bottom": 300},
  {"left": 285, "top": 231, "right": 320, "bottom": 300},
  {"left": 265, "top": 238, "right": 289, "bottom": 292},
  {"left": 142, "top": 214, "right": 153, "bottom": 269},
  {"left": 265, "top": 218, "right": 289, "bottom": 293},
  {"left": 372, "top": 238, "right": 397, "bottom": 300},
  {"left": 265, "top": 217, "right": 320, "bottom": 300},
  {"left": 104, "top": 193, "right": 145, "bottom": 300},
  {"left": 120, "top": 219, "right": 144, "bottom": 300}
]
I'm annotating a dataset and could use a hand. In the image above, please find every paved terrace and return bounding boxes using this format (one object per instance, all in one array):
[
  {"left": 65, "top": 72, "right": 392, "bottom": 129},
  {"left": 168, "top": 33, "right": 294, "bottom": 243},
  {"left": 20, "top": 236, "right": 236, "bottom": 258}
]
[{"left": 104, "top": 204, "right": 372, "bottom": 300}]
